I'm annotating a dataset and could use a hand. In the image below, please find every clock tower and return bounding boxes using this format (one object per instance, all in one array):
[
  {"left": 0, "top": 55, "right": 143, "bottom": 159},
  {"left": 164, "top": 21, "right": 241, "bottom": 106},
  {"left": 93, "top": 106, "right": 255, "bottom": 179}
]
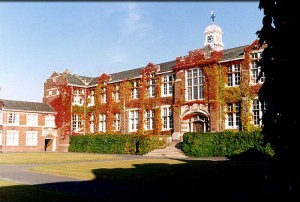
[{"left": 204, "top": 11, "right": 224, "bottom": 51}]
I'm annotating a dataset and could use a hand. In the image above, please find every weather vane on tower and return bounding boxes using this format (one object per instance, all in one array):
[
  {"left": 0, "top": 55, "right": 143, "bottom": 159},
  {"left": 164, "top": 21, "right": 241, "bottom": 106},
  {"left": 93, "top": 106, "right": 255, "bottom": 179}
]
[{"left": 210, "top": 11, "right": 215, "bottom": 23}]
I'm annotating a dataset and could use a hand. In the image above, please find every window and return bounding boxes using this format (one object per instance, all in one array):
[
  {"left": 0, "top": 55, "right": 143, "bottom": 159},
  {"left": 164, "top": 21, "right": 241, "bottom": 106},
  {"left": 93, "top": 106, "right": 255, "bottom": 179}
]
[
  {"left": 88, "top": 90, "right": 95, "bottom": 106},
  {"left": 113, "top": 113, "right": 121, "bottom": 131},
  {"left": 0, "top": 111, "right": 2, "bottom": 125},
  {"left": 45, "top": 115, "right": 55, "bottom": 127},
  {"left": 26, "top": 131, "right": 38, "bottom": 146},
  {"left": 99, "top": 114, "right": 106, "bottom": 132},
  {"left": 73, "top": 89, "right": 84, "bottom": 105},
  {"left": 0, "top": 130, "right": 2, "bottom": 145},
  {"left": 7, "top": 112, "right": 19, "bottom": 125},
  {"left": 101, "top": 87, "right": 107, "bottom": 103},
  {"left": 72, "top": 114, "right": 83, "bottom": 133},
  {"left": 252, "top": 99, "right": 267, "bottom": 126},
  {"left": 129, "top": 110, "right": 139, "bottom": 132},
  {"left": 6, "top": 130, "right": 19, "bottom": 146},
  {"left": 227, "top": 64, "right": 241, "bottom": 86},
  {"left": 90, "top": 114, "right": 95, "bottom": 133},
  {"left": 112, "top": 86, "right": 120, "bottom": 102},
  {"left": 162, "top": 106, "right": 173, "bottom": 130},
  {"left": 26, "top": 113, "right": 38, "bottom": 126},
  {"left": 187, "top": 68, "right": 204, "bottom": 100},
  {"left": 250, "top": 61, "right": 265, "bottom": 84},
  {"left": 131, "top": 81, "right": 139, "bottom": 99},
  {"left": 162, "top": 75, "right": 173, "bottom": 97},
  {"left": 145, "top": 110, "right": 154, "bottom": 130},
  {"left": 225, "top": 102, "right": 241, "bottom": 129},
  {"left": 146, "top": 73, "right": 156, "bottom": 97}
]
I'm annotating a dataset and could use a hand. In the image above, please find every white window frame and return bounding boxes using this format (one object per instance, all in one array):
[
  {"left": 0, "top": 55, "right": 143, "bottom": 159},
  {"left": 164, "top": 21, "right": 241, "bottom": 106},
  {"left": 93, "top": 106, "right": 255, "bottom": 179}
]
[
  {"left": 88, "top": 90, "right": 95, "bottom": 106},
  {"left": 252, "top": 98, "right": 266, "bottom": 126},
  {"left": 225, "top": 102, "right": 241, "bottom": 129},
  {"left": 186, "top": 68, "right": 204, "bottom": 101},
  {"left": 73, "top": 89, "right": 84, "bottom": 106},
  {"left": 6, "top": 130, "right": 19, "bottom": 146},
  {"left": 131, "top": 81, "right": 139, "bottom": 99},
  {"left": 113, "top": 113, "right": 121, "bottom": 131},
  {"left": 0, "top": 130, "right": 2, "bottom": 145},
  {"left": 72, "top": 114, "right": 83, "bottom": 133},
  {"left": 161, "top": 74, "right": 173, "bottom": 97},
  {"left": 26, "top": 131, "right": 38, "bottom": 146},
  {"left": 89, "top": 114, "right": 95, "bottom": 133},
  {"left": 161, "top": 106, "right": 173, "bottom": 130},
  {"left": 45, "top": 114, "right": 55, "bottom": 127},
  {"left": 129, "top": 110, "right": 139, "bottom": 132},
  {"left": 146, "top": 73, "right": 156, "bottom": 98},
  {"left": 227, "top": 64, "right": 241, "bottom": 87},
  {"left": 0, "top": 111, "right": 2, "bottom": 125},
  {"left": 145, "top": 110, "right": 154, "bottom": 130},
  {"left": 99, "top": 114, "right": 106, "bottom": 132},
  {"left": 7, "top": 112, "right": 19, "bottom": 125},
  {"left": 26, "top": 113, "right": 38, "bottom": 126}
]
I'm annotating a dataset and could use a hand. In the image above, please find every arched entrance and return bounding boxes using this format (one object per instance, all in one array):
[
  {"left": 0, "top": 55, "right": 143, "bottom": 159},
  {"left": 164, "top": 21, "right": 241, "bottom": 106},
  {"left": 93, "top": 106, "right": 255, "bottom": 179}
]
[{"left": 182, "top": 112, "right": 209, "bottom": 133}]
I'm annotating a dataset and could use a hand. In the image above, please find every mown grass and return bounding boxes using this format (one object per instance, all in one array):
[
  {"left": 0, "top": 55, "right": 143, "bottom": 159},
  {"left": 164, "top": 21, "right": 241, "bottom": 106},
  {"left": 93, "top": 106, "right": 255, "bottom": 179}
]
[
  {"left": 0, "top": 152, "right": 122, "bottom": 164},
  {"left": 0, "top": 152, "right": 271, "bottom": 201}
]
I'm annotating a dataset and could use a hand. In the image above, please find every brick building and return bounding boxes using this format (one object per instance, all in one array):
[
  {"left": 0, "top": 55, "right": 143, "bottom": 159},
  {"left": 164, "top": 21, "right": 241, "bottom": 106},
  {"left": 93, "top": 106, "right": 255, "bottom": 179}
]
[
  {"left": 0, "top": 99, "right": 57, "bottom": 152},
  {"left": 43, "top": 17, "right": 266, "bottom": 152}
]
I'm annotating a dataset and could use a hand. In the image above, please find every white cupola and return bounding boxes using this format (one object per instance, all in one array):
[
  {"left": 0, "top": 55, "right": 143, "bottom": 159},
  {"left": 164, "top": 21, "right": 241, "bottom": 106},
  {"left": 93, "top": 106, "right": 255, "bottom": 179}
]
[{"left": 204, "top": 11, "right": 224, "bottom": 51}]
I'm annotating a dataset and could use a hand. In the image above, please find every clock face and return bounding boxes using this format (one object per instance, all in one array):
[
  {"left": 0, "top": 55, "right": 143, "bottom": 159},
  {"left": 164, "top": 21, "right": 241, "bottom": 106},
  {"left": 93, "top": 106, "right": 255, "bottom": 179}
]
[{"left": 207, "top": 35, "right": 214, "bottom": 43}]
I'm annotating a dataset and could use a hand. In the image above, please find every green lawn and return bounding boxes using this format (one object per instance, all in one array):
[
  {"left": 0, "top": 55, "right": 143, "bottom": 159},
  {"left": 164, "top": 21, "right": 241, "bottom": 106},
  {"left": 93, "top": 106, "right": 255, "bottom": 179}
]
[{"left": 0, "top": 152, "right": 272, "bottom": 201}]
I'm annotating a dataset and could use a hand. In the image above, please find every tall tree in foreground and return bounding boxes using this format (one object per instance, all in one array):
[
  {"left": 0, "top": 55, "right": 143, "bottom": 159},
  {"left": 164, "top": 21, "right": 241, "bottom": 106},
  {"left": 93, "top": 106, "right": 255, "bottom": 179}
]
[{"left": 257, "top": 0, "right": 298, "bottom": 200}]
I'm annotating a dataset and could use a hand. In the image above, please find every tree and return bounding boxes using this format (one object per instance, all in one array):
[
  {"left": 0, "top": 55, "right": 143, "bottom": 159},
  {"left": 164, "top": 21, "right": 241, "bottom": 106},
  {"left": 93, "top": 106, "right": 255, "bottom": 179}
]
[{"left": 257, "top": 0, "right": 298, "bottom": 200}]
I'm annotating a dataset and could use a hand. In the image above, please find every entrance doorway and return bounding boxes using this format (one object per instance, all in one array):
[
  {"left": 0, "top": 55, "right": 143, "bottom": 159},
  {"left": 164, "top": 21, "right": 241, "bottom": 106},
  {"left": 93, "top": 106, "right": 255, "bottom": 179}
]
[{"left": 44, "top": 139, "right": 53, "bottom": 151}]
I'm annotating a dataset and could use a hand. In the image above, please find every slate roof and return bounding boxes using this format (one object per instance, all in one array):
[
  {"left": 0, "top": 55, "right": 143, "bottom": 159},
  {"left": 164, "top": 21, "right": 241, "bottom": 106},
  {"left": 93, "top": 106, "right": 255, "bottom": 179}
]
[
  {"left": 0, "top": 99, "right": 56, "bottom": 113},
  {"left": 220, "top": 45, "right": 247, "bottom": 62},
  {"left": 59, "top": 44, "right": 249, "bottom": 86}
]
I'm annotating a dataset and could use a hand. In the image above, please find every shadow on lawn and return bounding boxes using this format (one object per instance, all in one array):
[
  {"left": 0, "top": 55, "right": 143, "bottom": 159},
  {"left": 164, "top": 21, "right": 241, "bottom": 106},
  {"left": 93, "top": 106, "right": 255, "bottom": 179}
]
[{"left": 0, "top": 154, "right": 295, "bottom": 202}]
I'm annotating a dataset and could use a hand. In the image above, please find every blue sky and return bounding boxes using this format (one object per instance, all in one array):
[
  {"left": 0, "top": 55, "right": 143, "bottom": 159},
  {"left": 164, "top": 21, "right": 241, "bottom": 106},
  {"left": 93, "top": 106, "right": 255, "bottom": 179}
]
[{"left": 0, "top": 2, "right": 263, "bottom": 102}]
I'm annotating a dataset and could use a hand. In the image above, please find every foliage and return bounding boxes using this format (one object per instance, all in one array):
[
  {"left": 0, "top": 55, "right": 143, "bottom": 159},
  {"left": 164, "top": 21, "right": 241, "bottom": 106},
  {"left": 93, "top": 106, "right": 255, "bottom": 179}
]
[
  {"left": 68, "top": 133, "right": 166, "bottom": 155},
  {"left": 181, "top": 131, "right": 274, "bottom": 158}
]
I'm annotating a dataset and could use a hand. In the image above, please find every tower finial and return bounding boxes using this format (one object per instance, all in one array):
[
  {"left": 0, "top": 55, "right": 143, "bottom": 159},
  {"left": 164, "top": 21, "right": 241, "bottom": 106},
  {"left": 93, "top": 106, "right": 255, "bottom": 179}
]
[{"left": 210, "top": 11, "right": 215, "bottom": 23}]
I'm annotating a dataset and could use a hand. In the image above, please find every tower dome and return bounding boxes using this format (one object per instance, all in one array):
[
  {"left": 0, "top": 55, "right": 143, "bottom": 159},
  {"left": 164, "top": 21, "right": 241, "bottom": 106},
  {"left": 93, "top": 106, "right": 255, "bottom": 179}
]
[
  {"left": 204, "top": 23, "right": 223, "bottom": 34},
  {"left": 203, "top": 11, "right": 224, "bottom": 51}
]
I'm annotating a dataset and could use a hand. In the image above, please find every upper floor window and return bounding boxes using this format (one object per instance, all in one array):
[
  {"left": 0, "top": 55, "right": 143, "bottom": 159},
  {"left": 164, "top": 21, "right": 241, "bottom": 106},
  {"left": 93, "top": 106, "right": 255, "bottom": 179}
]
[
  {"left": 250, "top": 61, "right": 265, "bottom": 84},
  {"left": 99, "top": 114, "right": 106, "bottom": 132},
  {"left": 26, "top": 113, "right": 38, "bottom": 126},
  {"left": 187, "top": 68, "right": 204, "bottom": 100},
  {"left": 131, "top": 81, "right": 139, "bottom": 99},
  {"left": 146, "top": 73, "right": 156, "bottom": 97},
  {"left": 0, "top": 111, "right": 2, "bottom": 125},
  {"left": 113, "top": 113, "right": 121, "bottom": 131},
  {"left": 225, "top": 102, "right": 241, "bottom": 130},
  {"left": 162, "top": 106, "right": 173, "bottom": 130},
  {"left": 162, "top": 75, "right": 173, "bottom": 97},
  {"left": 7, "top": 112, "right": 19, "bottom": 125},
  {"left": 112, "top": 85, "right": 120, "bottom": 102},
  {"left": 252, "top": 99, "right": 267, "bottom": 126},
  {"left": 101, "top": 87, "right": 107, "bottom": 103},
  {"left": 145, "top": 110, "right": 154, "bottom": 130},
  {"left": 88, "top": 90, "right": 95, "bottom": 106},
  {"left": 45, "top": 114, "right": 55, "bottom": 127},
  {"left": 72, "top": 114, "right": 83, "bottom": 133},
  {"left": 73, "top": 89, "right": 84, "bottom": 105},
  {"left": 129, "top": 110, "right": 139, "bottom": 132},
  {"left": 227, "top": 64, "right": 241, "bottom": 86}
]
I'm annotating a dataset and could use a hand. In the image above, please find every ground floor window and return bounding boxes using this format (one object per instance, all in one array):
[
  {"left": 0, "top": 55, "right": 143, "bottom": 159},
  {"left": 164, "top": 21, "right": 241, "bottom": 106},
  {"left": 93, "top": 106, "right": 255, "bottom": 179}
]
[
  {"left": 6, "top": 130, "right": 19, "bottom": 146},
  {"left": 26, "top": 131, "right": 38, "bottom": 146}
]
